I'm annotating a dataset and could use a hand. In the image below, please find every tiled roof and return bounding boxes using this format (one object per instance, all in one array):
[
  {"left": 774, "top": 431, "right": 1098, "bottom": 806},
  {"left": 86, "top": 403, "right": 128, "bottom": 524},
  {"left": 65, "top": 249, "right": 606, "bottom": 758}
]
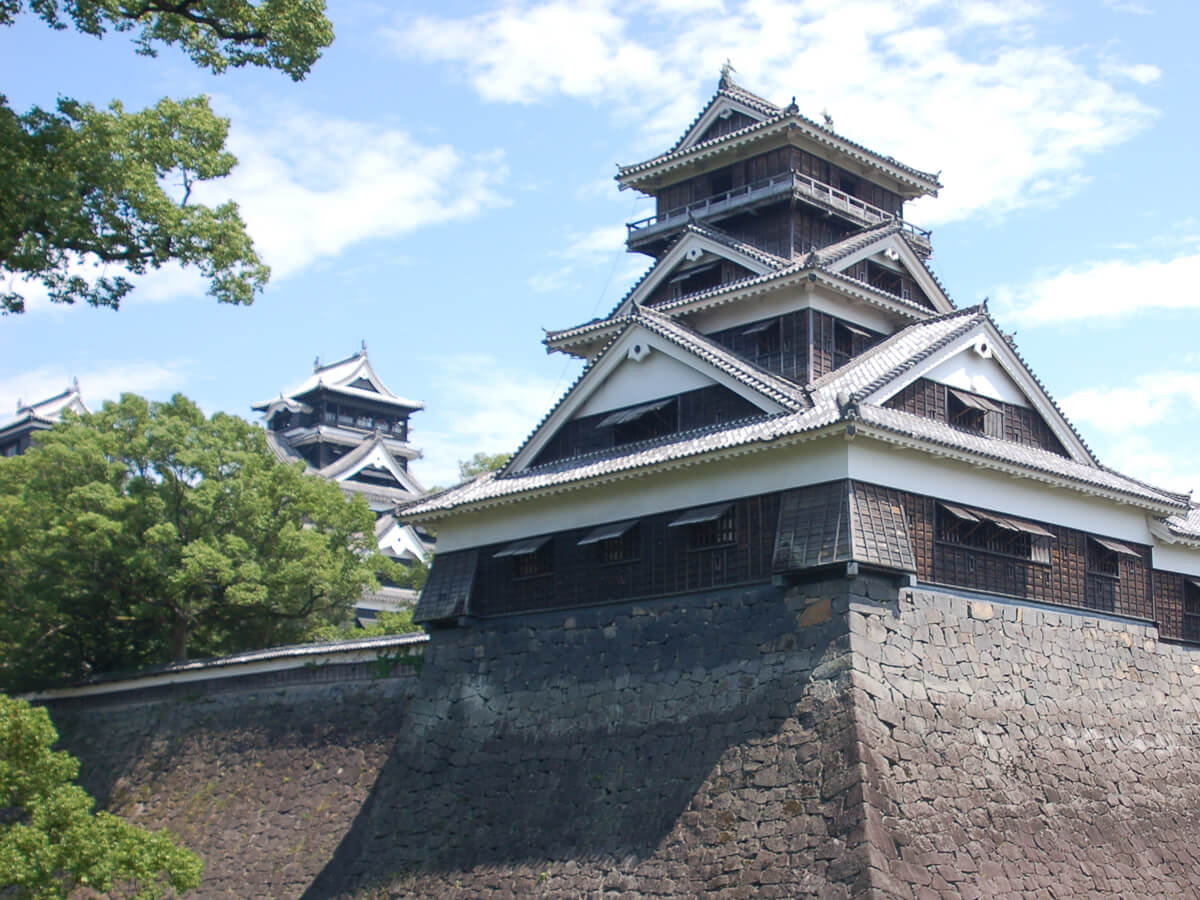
[
  {"left": 253, "top": 347, "right": 423, "bottom": 412},
  {"left": 621, "top": 82, "right": 940, "bottom": 192},
  {"left": 402, "top": 305, "right": 1187, "bottom": 519},
  {"left": 578, "top": 221, "right": 790, "bottom": 329},
  {"left": 508, "top": 306, "right": 809, "bottom": 473},
  {"left": 0, "top": 382, "right": 88, "bottom": 434},
  {"left": 667, "top": 76, "right": 783, "bottom": 154},
  {"left": 1161, "top": 507, "right": 1200, "bottom": 541}
]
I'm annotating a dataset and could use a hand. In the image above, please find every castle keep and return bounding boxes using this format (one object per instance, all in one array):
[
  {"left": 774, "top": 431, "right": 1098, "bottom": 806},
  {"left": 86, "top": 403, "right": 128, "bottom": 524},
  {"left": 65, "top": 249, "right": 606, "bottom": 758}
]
[{"left": 406, "top": 72, "right": 1200, "bottom": 639}]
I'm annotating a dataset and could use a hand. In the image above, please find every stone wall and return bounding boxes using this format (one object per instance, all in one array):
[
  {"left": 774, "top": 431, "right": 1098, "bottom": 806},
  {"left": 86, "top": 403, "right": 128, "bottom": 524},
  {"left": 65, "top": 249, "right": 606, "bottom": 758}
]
[
  {"left": 49, "top": 663, "right": 422, "bottom": 899},
  {"left": 42, "top": 576, "right": 1200, "bottom": 898},
  {"left": 847, "top": 584, "right": 1200, "bottom": 898}
]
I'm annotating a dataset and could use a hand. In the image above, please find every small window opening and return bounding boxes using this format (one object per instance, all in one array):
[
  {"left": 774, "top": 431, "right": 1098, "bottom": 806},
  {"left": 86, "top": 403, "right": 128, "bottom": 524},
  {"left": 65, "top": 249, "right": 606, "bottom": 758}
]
[
  {"left": 948, "top": 388, "right": 1002, "bottom": 436},
  {"left": 1184, "top": 580, "right": 1200, "bottom": 642}
]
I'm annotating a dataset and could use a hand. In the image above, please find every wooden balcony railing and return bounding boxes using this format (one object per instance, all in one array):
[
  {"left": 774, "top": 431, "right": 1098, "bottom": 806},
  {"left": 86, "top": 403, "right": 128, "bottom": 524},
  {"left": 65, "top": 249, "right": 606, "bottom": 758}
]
[{"left": 626, "top": 170, "right": 932, "bottom": 248}]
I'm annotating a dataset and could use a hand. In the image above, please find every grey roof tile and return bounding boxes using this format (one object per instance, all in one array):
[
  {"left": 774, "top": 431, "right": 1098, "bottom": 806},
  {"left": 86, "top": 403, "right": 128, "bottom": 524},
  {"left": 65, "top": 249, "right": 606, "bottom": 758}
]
[{"left": 402, "top": 303, "right": 1188, "bottom": 519}]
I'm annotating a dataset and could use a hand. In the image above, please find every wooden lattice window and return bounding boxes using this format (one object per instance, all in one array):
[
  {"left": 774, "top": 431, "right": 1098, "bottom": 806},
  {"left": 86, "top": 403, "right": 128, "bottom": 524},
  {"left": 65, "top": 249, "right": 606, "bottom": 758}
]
[
  {"left": 578, "top": 520, "right": 639, "bottom": 564},
  {"left": 597, "top": 398, "right": 678, "bottom": 446},
  {"left": 1086, "top": 537, "right": 1121, "bottom": 578},
  {"left": 937, "top": 503, "right": 1032, "bottom": 559},
  {"left": 494, "top": 536, "right": 553, "bottom": 579},
  {"left": 671, "top": 503, "right": 736, "bottom": 549},
  {"left": 948, "top": 388, "right": 1002, "bottom": 437},
  {"left": 1184, "top": 580, "right": 1200, "bottom": 642}
]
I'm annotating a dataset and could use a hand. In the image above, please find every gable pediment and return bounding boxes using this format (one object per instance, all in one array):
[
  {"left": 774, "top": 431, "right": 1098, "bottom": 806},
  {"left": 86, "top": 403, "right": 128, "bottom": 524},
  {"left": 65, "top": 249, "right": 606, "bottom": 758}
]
[
  {"left": 676, "top": 97, "right": 773, "bottom": 154},
  {"left": 864, "top": 319, "right": 1095, "bottom": 465},
  {"left": 324, "top": 441, "right": 423, "bottom": 496},
  {"left": 612, "top": 230, "right": 778, "bottom": 318},
  {"left": 510, "top": 320, "right": 798, "bottom": 472},
  {"left": 826, "top": 232, "right": 953, "bottom": 314}
]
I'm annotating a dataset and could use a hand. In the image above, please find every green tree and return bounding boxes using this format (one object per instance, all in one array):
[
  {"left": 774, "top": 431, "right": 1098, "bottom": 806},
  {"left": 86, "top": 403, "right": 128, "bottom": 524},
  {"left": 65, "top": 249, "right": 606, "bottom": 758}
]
[
  {"left": 458, "top": 451, "right": 511, "bottom": 480},
  {"left": 0, "top": 393, "right": 388, "bottom": 691},
  {"left": 0, "top": 0, "right": 334, "bottom": 313},
  {"left": 0, "top": 693, "right": 202, "bottom": 899},
  {"left": 307, "top": 607, "right": 424, "bottom": 642}
]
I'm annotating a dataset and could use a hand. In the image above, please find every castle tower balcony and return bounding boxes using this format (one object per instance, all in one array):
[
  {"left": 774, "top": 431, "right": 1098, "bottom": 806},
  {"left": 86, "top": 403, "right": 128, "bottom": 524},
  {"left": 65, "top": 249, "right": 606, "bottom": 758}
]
[{"left": 626, "top": 169, "right": 932, "bottom": 256}]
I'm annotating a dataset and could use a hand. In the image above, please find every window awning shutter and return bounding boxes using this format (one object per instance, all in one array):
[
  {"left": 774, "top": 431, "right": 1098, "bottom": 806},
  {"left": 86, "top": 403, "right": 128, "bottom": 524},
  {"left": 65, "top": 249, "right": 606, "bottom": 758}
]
[
  {"left": 840, "top": 322, "right": 873, "bottom": 339},
  {"left": 948, "top": 388, "right": 1002, "bottom": 415},
  {"left": 577, "top": 519, "right": 638, "bottom": 545},
  {"left": 1092, "top": 536, "right": 1142, "bottom": 557},
  {"left": 938, "top": 502, "right": 980, "bottom": 523},
  {"left": 741, "top": 318, "right": 778, "bottom": 335},
  {"left": 669, "top": 503, "right": 732, "bottom": 527},
  {"left": 596, "top": 398, "right": 673, "bottom": 428},
  {"left": 493, "top": 535, "right": 551, "bottom": 558}
]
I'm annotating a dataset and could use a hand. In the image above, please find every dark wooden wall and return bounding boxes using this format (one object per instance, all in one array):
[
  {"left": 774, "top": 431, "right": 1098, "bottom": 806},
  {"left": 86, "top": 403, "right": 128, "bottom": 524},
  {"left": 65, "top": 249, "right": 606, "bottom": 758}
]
[
  {"left": 531, "top": 385, "right": 763, "bottom": 467},
  {"left": 886, "top": 378, "right": 1069, "bottom": 457},
  {"left": 425, "top": 480, "right": 1190, "bottom": 644},
  {"left": 653, "top": 148, "right": 903, "bottom": 220},
  {"left": 468, "top": 492, "right": 780, "bottom": 617}
]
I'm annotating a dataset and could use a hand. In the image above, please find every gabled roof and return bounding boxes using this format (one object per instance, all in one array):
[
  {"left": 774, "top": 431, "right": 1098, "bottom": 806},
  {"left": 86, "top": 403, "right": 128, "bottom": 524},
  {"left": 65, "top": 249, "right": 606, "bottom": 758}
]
[
  {"left": 545, "top": 226, "right": 951, "bottom": 359},
  {"left": 253, "top": 346, "right": 423, "bottom": 412},
  {"left": 403, "top": 304, "right": 1188, "bottom": 522},
  {"left": 0, "top": 380, "right": 89, "bottom": 436},
  {"left": 603, "top": 222, "right": 788, "bottom": 320},
  {"left": 668, "top": 74, "right": 782, "bottom": 154},
  {"left": 510, "top": 306, "right": 808, "bottom": 471},
  {"left": 619, "top": 77, "right": 941, "bottom": 198},
  {"left": 317, "top": 432, "right": 426, "bottom": 496}
]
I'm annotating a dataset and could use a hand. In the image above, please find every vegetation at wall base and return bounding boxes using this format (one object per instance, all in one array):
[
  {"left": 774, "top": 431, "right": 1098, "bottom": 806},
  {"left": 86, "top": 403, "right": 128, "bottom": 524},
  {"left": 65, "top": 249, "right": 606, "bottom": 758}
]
[{"left": 0, "top": 693, "right": 202, "bottom": 899}]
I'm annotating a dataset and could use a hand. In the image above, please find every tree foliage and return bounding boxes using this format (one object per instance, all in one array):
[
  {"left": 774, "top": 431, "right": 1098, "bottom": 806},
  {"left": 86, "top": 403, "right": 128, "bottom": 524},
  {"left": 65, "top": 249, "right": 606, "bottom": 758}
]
[
  {"left": 0, "top": 693, "right": 202, "bottom": 899},
  {"left": 458, "top": 451, "right": 511, "bottom": 480},
  {"left": 0, "top": 0, "right": 334, "bottom": 313},
  {"left": 0, "top": 394, "right": 388, "bottom": 691}
]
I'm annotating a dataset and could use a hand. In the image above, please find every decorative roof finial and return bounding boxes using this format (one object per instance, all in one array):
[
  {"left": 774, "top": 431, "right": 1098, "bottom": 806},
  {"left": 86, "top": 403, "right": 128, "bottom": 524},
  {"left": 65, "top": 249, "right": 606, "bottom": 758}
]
[
  {"left": 719, "top": 59, "right": 736, "bottom": 88},
  {"left": 786, "top": 96, "right": 798, "bottom": 114},
  {"left": 360, "top": 339, "right": 368, "bottom": 355},
  {"left": 821, "top": 108, "right": 834, "bottom": 130},
  {"left": 313, "top": 356, "right": 321, "bottom": 372}
]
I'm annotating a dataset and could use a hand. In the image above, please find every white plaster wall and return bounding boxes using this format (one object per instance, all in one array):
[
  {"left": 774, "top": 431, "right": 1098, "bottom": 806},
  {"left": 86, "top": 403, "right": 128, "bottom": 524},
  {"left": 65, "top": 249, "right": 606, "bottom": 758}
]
[
  {"left": 846, "top": 440, "right": 1154, "bottom": 543},
  {"left": 924, "top": 351, "right": 1028, "bottom": 406},
  {"left": 434, "top": 437, "right": 848, "bottom": 551},
  {"left": 1149, "top": 544, "right": 1200, "bottom": 579},
  {"left": 577, "top": 349, "right": 716, "bottom": 416}
]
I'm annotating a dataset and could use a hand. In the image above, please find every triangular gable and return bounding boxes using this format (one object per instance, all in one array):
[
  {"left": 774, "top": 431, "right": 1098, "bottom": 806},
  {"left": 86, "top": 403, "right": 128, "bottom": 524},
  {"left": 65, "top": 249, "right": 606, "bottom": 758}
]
[
  {"left": 611, "top": 229, "right": 780, "bottom": 318},
  {"left": 668, "top": 74, "right": 782, "bottom": 155},
  {"left": 376, "top": 515, "right": 432, "bottom": 564},
  {"left": 673, "top": 90, "right": 779, "bottom": 155},
  {"left": 509, "top": 320, "right": 794, "bottom": 472},
  {"left": 824, "top": 232, "right": 953, "bottom": 314},
  {"left": 861, "top": 317, "right": 1096, "bottom": 465},
  {"left": 320, "top": 439, "right": 425, "bottom": 496}
]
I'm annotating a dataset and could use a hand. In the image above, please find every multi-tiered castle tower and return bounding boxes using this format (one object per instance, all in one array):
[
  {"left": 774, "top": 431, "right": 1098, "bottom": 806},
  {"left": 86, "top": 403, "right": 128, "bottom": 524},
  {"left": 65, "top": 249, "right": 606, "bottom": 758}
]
[
  {"left": 405, "top": 73, "right": 1200, "bottom": 644},
  {"left": 255, "top": 346, "right": 433, "bottom": 619}
]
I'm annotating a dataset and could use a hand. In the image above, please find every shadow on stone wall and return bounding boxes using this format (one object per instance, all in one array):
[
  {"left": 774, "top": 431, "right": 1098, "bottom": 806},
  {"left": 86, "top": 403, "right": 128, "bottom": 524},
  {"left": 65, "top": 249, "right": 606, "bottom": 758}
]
[{"left": 306, "top": 585, "right": 864, "bottom": 898}]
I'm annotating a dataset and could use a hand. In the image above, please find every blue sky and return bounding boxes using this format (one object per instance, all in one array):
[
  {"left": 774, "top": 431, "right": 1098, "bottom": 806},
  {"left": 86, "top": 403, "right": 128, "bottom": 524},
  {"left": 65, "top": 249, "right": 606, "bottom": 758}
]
[{"left": 1, "top": 0, "right": 1198, "bottom": 491}]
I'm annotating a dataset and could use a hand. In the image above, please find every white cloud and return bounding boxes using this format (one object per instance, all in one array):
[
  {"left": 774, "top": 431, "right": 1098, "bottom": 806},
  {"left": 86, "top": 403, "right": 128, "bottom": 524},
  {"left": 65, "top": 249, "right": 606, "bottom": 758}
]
[
  {"left": 0, "top": 362, "right": 186, "bottom": 419},
  {"left": 1102, "top": 0, "right": 1150, "bottom": 14},
  {"left": 564, "top": 224, "right": 629, "bottom": 259},
  {"left": 5, "top": 107, "right": 509, "bottom": 312},
  {"left": 995, "top": 253, "right": 1200, "bottom": 324},
  {"left": 408, "top": 354, "right": 575, "bottom": 488},
  {"left": 393, "top": 0, "right": 1158, "bottom": 225},
  {"left": 528, "top": 266, "right": 575, "bottom": 293},
  {"left": 1061, "top": 372, "right": 1200, "bottom": 434},
  {"left": 202, "top": 110, "right": 509, "bottom": 281}
]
